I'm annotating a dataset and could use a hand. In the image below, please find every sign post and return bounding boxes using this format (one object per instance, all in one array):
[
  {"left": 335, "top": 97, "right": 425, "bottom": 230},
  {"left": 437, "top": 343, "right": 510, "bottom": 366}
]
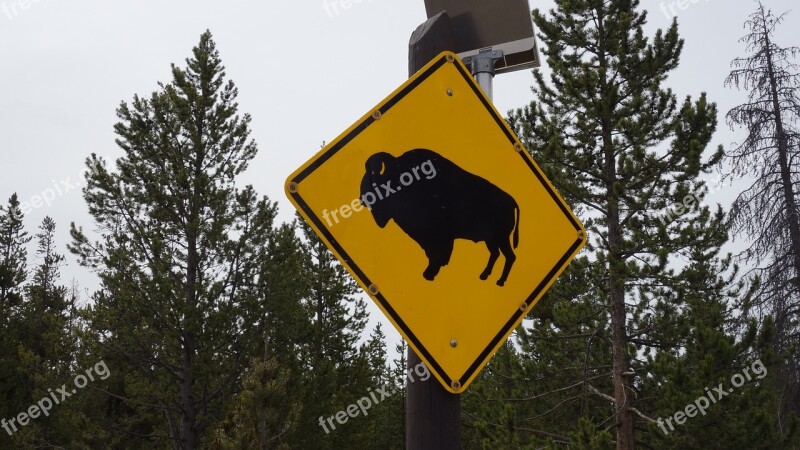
[
  {"left": 406, "top": 14, "right": 461, "bottom": 450},
  {"left": 406, "top": 4, "right": 541, "bottom": 448}
]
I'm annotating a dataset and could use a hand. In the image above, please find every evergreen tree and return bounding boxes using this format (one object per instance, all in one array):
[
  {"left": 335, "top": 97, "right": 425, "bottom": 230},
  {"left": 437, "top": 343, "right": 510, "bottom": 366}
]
[
  {"left": 12, "top": 217, "right": 78, "bottom": 448},
  {"left": 292, "top": 219, "right": 373, "bottom": 449},
  {"left": 389, "top": 340, "right": 408, "bottom": 448},
  {"left": 299, "top": 219, "right": 367, "bottom": 370},
  {"left": 463, "top": 341, "right": 539, "bottom": 449},
  {"left": 69, "top": 31, "right": 276, "bottom": 449},
  {"left": 640, "top": 220, "right": 798, "bottom": 448},
  {"left": 508, "top": 0, "right": 737, "bottom": 447},
  {"left": 0, "top": 193, "right": 29, "bottom": 308},
  {"left": 511, "top": 257, "right": 616, "bottom": 449},
  {"left": 0, "top": 194, "right": 29, "bottom": 449},
  {"left": 362, "top": 324, "right": 389, "bottom": 384},
  {"left": 211, "top": 356, "right": 298, "bottom": 450},
  {"left": 250, "top": 220, "right": 312, "bottom": 448},
  {"left": 19, "top": 217, "right": 69, "bottom": 353},
  {"left": 257, "top": 222, "right": 312, "bottom": 370},
  {"left": 359, "top": 323, "right": 402, "bottom": 450}
]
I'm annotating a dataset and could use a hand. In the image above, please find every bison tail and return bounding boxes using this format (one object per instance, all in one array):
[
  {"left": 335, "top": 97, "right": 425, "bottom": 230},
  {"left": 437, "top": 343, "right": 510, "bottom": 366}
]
[{"left": 513, "top": 205, "right": 520, "bottom": 249}]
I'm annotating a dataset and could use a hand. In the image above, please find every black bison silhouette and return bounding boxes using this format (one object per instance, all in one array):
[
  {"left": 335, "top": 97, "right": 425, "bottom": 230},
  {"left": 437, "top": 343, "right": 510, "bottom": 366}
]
[{"left": 359, "top": 149, "right": 520, "bottom": 286}]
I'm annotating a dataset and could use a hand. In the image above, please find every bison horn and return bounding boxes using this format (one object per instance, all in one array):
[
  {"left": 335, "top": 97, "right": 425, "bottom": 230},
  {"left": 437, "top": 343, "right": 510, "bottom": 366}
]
[{"left": 365, "top": 152, "right": 396, "bottom": 174}]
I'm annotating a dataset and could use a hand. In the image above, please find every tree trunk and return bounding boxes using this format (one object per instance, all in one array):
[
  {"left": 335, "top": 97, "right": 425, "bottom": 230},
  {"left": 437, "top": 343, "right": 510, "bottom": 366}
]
[
  {"left": 602, "top": 105, "right": 635, "bottom": 449},
  {"left": 181, "top": 331, "right": 198, "bottom": 449},
  {"left": 598, "top": 12, "right": 635, "bottom": 447},
  {"left": 764, "top": 25, "right": 800, "bottom": 300},
  {"left": 606, "top": 147, "right": 635, "bottom": 450},
  {"left": 181, "top": 180, "right": 200, "bottom": 449}
]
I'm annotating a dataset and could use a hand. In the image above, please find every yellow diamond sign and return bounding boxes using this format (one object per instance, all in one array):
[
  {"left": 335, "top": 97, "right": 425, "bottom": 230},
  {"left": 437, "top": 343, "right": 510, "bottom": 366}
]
[{"left": 285, "top": 52, "right": 586, "bottom": 393}]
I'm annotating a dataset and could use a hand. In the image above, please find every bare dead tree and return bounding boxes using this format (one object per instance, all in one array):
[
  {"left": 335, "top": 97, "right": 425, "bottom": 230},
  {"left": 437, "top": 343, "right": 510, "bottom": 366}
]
[{"left": 725, "top": 0, "right": 800, "bottom": 415}]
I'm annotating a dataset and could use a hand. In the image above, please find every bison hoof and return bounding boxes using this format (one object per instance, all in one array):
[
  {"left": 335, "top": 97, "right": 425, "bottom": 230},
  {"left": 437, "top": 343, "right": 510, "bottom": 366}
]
[
  {"left": 423, "top": 270, "right": 437, "bottom": 281},
  {"left": 479, "top": 272, "right": 490, "bottom": 281},
  {"left": 496, "top": 279, "right": 506, "bottom": 287}
]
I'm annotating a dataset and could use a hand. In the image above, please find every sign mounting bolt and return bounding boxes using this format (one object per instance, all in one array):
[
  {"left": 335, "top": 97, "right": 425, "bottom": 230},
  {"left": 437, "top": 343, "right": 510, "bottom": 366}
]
[
  {"left": 451, "top": 381, "right": 461, "bottom": 391},
  {"left": 447, "top": 89, "right": 454, "bottom": 96},
  {"left": 288, "top": 182, "right": 298, "bottom": 193},
  {"left": 368, "top": 284, "right": 380, "bottom": 295},
  {"left": 372, "top": 110, "right": 382, "bottom": 120},
  {"left": 450, "top": 339, "right": 458, "bottom": 348},
  {"left": 446, "top": 54, "right": 455, "bottom": 63},
  {"left": 514, "top": 143, "right": 524, "bottom": 153},
  {"left": 519, "top": 302, "right": 528, "bottom": 312}
]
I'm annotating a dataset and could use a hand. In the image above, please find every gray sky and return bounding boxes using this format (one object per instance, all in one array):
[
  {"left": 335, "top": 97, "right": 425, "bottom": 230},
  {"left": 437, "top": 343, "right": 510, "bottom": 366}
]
[{"left": 1, "top": 0, "right": 797, "bottom": 351}]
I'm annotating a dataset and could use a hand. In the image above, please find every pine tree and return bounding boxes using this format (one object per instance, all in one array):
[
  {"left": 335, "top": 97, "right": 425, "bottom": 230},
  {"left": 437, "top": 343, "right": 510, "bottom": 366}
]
[
  {"left": 211, "top": 356, "right": 298, "bottom": 450},
  {"left": 724, "top": 1, "right": 800, "bottom": 418},
  {"left": 359, "top": 323, "right": 403, "bottom": 450},
  {"left": 510, "top": 256, "right": 609, "bottom": 449},
  {"left": 0, "top": 193, "right": 30, "bottom": 308},
  {"left": 462, "top": 341, "right": 538, "bottom": 449},
  {"left": 257, "top": 222, "right": 312, "bottom": 369},
  {"left": 12, "top": 217, "right": 95, "bottom": 448},
  {"left": 389, "top": 340, "right": 408, "bottom": 448},
  {"left": 509, "top": 1, "right": 730, "bottom": 447},
  {"left": 69, "top": 31, "right": 277, "bottom": 449},
  {"left": 0, "top": 194, "right": 29, "bottom": 449},
  {"left": 362, "top": 324, "right": 389, "bottom": 384},
  {"left": 291, "top": 219, "right": 373, "bottom": 449},
  {"left": 20, "top": 217, "right": 69, "bottom": 349},
  {"left": 251, "top": 220, "right": 313, "bottom": 447},
  {"left": 639, "top": 217, "right": 799, "bottom": 448},
  {"left": 299, "top": 219, "right": 367, "bottom": 370}
]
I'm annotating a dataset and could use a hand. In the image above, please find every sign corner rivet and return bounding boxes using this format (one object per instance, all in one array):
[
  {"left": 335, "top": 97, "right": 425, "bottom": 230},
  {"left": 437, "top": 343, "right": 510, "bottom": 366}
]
[
  {"left": 372, "top": 110, "right": 382, "bottom": 120},
  {"left": 368, "top": 284, "right": 379, "bottom": 295},
  {"left": 451, "top": 381, "right": 461, "bottom": 390},
  {"left": 446, "top": 54, "right": 455, "bottom": 63},
  {"left": 288, "top": 182, "right": 298, "bottom": 193}
]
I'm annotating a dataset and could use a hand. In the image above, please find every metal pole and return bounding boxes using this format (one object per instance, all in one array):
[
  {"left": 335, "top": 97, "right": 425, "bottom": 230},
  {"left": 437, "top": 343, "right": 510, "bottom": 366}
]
[
  {"left": 406, "top": 12, "right": 461, "bottom": 450},
  {"left": 475, "top": 72, "right": 494, "bottom": 99},
  {"left": 464, "top": 49, "right": 504, "bottom": 101}
]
